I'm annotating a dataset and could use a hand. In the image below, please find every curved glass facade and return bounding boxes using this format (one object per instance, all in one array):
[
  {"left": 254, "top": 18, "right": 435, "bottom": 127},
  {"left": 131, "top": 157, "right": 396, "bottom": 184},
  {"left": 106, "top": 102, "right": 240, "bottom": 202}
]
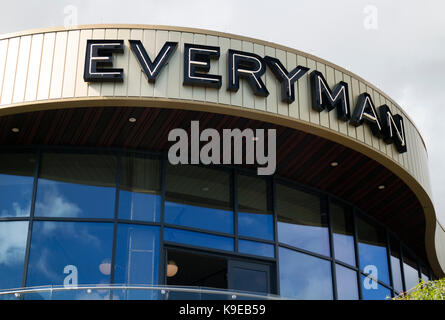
[{"left": 0, "top": 148, "right": 434, "bottom": 300}]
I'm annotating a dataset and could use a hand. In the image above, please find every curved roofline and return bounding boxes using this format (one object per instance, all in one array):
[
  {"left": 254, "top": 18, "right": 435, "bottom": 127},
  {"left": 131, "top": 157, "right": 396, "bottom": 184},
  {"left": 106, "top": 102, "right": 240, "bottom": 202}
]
[{"left": 0, "top": 23, "right": 428, "bottom": 152}]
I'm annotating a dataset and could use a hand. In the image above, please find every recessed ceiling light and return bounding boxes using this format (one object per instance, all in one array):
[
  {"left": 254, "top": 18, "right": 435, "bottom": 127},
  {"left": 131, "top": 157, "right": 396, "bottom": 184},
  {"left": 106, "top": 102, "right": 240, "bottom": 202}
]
[
  {"left": 202, "top": 187, "right": 209, "bottom": 192},
  {"left": 11, "top": 128, "right": 19, "bottom": 133},
  {"left": 378, "top": 185, "right": 386, "bottom": 190},
  {"left": 330, "top": 161, "right": 339, "bottom": 167},
  {"left": 129, "top": 117, "right": 137, "bottom": 123}
]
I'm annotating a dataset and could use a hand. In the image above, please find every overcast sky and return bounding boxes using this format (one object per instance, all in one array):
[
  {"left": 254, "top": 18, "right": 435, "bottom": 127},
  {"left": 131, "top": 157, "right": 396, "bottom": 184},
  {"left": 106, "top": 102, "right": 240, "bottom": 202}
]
[{"left": 1, "top": 0, "right": 444, "bottom": 224}]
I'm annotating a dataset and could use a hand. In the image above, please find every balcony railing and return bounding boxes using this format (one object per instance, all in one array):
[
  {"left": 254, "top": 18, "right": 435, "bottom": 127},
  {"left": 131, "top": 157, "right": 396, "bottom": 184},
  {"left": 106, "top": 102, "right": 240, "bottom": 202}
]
[{"left": 0, "top": 284, "right": 284, "bottom": 300}]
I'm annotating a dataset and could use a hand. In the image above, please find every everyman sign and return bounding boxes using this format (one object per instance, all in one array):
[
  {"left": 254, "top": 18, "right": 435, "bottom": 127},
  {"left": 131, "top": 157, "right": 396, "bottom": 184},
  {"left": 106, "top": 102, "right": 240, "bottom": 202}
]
[{"left": 83, "top": 39, "right": 407, "bottom": 153}]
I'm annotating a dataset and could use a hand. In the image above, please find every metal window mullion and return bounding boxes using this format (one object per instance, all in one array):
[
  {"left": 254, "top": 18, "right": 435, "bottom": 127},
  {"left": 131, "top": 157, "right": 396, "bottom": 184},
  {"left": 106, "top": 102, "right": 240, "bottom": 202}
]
[
  {"left": 109, "top": 153, "right": 121, "bottom": 286},
  {"left": 21, "top": 149, "right": 41, "bottom": 289},
  {"left": 159, "top": 154, "right": 167, "bottom": 285},
  {"left": 352, "top": 207, "right": 362, "bottom": 300},
  {"left": 272, "top": 176, "right": 280, "bottom": 295},
  {"left": 399, "top": 243, "right": 407, "bottom": 292},
  {"left": 385, "top": 228, "right": 395, "bottom": 297},
  {"left": 326, "top": 195, "right": 337, "bottom": 300},
  {"left": 233, "top": 168, "right": 238, "bottom": 252}
]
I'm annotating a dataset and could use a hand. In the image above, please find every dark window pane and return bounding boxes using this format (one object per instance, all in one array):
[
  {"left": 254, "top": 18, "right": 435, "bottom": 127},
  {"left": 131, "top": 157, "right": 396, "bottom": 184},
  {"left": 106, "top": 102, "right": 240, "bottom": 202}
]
[
  {"left": 389, "top": 237, "right": 403, "bottom": 293},
  {"left": 357, "top": 215, "right": 390, "bottom": 285},
  {"left": 361, "top": 275, "right": 391, "bottom": 300},
  {"left": 276, "top": 184, "right": 329, "bottom": 256},
  {"left": 336, "top": 264, "right": 359, "bottom": 300},
  {"left": 0, "top": 221, "right": 28, "bottom": 289},
  {"left": 165, "top": 164, "right": 233, "bottom": 234},
  {"left": 27, "top": 221, "right": 114, "bottom": 290},
  {"left": 119, "top": 155, "right": 161, "bottom": 222},
  {"left": 331, "top": 202, "right": 355, "bottom": 266},
  {"left": 403, "top": 249, "right": 419, "bottom": 290},
  {"left": 164, "top": 227, "right": 234, "bottom": 252},
  {"left": 35, "top": 153, "right": 116, "bottom": 219},
  {"left": 278, "top": 247, "right": 333, "bottom": 300},
  {"left": 238, "top": 239, "right": 274, "bottom": 258},
  {"left": 0, "top": 153, "right": 35, "bottom": 217},
  {"left": 114, "top": 224, "right": 160, "bottom": 300},
  {"left": 237, "top": 174, "right": 273, "bottom": 240}
]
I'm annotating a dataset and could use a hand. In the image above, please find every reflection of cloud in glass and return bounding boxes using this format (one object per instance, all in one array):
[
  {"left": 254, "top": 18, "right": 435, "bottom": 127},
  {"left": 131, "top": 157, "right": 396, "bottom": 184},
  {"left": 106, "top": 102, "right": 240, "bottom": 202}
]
[
  {"left": 1, "top": 202, "right": 30, "bottom": 217},
  {"left": 35, "top": 182, "right": 82, "bottom": 218},
  {"left": 0, "top": 222, "right": 28, "bottom": 266}
]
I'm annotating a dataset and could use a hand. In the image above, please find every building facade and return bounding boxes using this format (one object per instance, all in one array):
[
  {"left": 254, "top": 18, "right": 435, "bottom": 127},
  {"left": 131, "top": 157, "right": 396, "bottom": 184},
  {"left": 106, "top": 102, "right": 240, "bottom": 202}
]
[{"left": 0, "top": 25, "right": 444, "bottom": 300}]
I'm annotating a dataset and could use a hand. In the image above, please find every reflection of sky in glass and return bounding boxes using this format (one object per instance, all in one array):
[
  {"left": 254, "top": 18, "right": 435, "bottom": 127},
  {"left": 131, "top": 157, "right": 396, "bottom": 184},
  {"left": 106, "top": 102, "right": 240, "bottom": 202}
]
[
  {"left": 358, "top": 242, "right": 390, "bottom": 285},
  {"left": 238, "top": 239, "right": 274, "bottom": 258},
  {"left": 278, "top": 222, "right": 330, "bottom": 256},
  {"left": 114, "top": 224, "right": 160, "bottom": 300},
  {"left": 333, "top": 233, "right": 355, "bottom": 267},
  {"left": 404, "top": 262, "right": 419, "bottom": 290},
  {"left": 390, "top": 256, "right": 403, "bottom": 293},
  {"left": 361, "top": 275, "right": 391, "bottom": 300},
  {"left": 164, "top": 227, "right": 234, "bottom": 252},
  {"left": 119, "top": 191, "right": 160, "bottom": 222},
  {"left": 0, "top": 174, "right": 33, "bottom": 217},
  {"left": 26, "top": 221, "right": 114, "bottom": 287},
  {"left": 0, "top": 221, "right": 28, "bottom": 289},
  {"left": 238, "top": 212, "right": 274, "bottom": 240},
  {"left": 279, "top": 247, "right": 333, "bottom": 300},
  {"left": 336, "top": 264, "right": 358, "bottom": 300},
  {"left": 35, "top": 179, "right": 115, "bottom": 218},
  {"left": 165, "top": 201, "right": 233, "bottom": 234}
]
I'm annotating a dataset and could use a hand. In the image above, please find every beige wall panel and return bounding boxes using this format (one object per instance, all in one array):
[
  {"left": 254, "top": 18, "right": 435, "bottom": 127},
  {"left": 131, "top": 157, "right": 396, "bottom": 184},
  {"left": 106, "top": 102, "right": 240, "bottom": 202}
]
[
  {"left": 192, "top": 33, "right": 206, "bottom": 102},
  {"left": 62, "top": 30, "right": 80, "bottom": 98},
  {"left": 87, "top": 29, "right": 105, "bottom": 97},
  {"left": 74, "top": 29, "right": 92, "bottom": 97},
  {"left": 167, "top": 31, "right": 181, "bottom": 100},
  {"left": 265, "top": 46, "right": 277, "bottom": 114},
  {"left": 307, "top": 58, "right": 319, "bottom": 125},
  {"left": 287, "top": 52, "right": 299, "bottom": 119},
  {"left": 101, "top": 29, "right": 118, "bottom": 96},
  {"left": 179, "top": 32, "right": 194, "bottom": 101},
  {"left": 297, "top": 55, "right": 309, "bottom": 122},
  {"left": 335, "top": 69, "right": 347, "bottom": 135},
  {"left": 0, "top": 40, "right": 9, "bottom": 103},
  {"left": 343, "top": 74, "right": 356, "bottom": 139},
  {"left": 218, "top": 37, "right": 230, "bottom": 106},
  {"left": 12, "top": 35, "right": 31, "bottom": 104},
  {"left": 276, "top": 49, "right": 288, "bottom": 116},
  {"left": 204, "top": 34, "right": 218, "bottom": 103},
  {"left": 24, "top": 34, "right": 43, "bottom": 102},
  {"left": 36, "top": 33, "right": 55, "bottom": 100},
  {"left": 241, "top": 41, "right": 255, "bottom": 110},
  {"left": 113, "top": 29, "right": 131, "bottom": 97},
  {"left": 316, "top": 62, "right": 329, "bottom": 128},
  {"left": 326, "top": 65, "right": 338, "bottom": 132},
  {"left": 127, "top": 29, "right": 143, "bottom": 97},
  {"left": 49, "top": 32, "right": 68, "bottom": 99},
  {"left": 254, "top": 43, "right": 266, "bottom": 112},
  {"left": 230, "top": 39, "right": 242, "bottom": 107},
  {"left": 1, "top": 37, "right": 20, "bottom": 105}
]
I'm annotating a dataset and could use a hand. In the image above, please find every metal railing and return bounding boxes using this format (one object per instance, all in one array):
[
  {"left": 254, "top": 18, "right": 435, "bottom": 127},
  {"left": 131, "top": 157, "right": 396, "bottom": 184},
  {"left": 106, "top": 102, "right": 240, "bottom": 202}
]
[{"left": 0, "top": 284, "right": 284, "bottom": 300}]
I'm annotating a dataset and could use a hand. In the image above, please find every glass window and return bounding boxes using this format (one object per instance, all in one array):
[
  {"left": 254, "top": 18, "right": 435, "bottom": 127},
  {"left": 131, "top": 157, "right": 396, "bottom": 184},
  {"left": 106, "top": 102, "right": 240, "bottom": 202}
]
[
  {"left": 421, "top": 266, "right": 430, "bottom": 282},
  {"left": 35, "top": 153, "right": 117, "bottom": 219},
  {"left": 237, "top": 174, "right": 273, "bottom": 241},
  {"left": 165, "top": 164, "right": 233, "bottom": 234},
  {"left": 331, "top": 202, "right": 355, "bottom": 266},
  {"left": 389, "top": 237, "right": 403, "bottom": 293},
  {"left": 0, "top": 221, "right": 28, "bottom": 289},
  {"left": 26, "top": 221, "right": 114, "bottom": 292},
  {"left": 276, "top": 184, "right": 329, "bottom": 256},
  {"left": 114, "top": 224, "right": 160, "bottom": 300},
  {"left": 0, "top": 153, "right": 35, "bottom": 217},
  {"left": 238, "top": 239, "right": 274, "bottom": 258},
  {"left": 164, "top": 227, "right": 234, "bottom": 252},
  {"left": 336, "top": 264, "right": 359, "bottom": 300},
  {"left": 403, "top": 249, "right": 419, "bottom": 290},
  {"left": 118, "top": 154, "right": 161, "bottom": 222},
  {"left": 361, "top": 275, "right": 391, "bottom": 300},
  {"left": 278, "top": 247, "right": 333, "bottom": 300},
  {"left": 356, "top": 215, "right": 390, "bottom": 285}
]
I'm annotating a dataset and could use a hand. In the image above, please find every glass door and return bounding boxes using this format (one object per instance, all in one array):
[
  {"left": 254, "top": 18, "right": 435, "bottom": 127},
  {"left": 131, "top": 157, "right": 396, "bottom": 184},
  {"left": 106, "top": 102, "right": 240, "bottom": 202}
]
[{"left": 228, "top": 260, "right": 271, "bottom": 295}]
